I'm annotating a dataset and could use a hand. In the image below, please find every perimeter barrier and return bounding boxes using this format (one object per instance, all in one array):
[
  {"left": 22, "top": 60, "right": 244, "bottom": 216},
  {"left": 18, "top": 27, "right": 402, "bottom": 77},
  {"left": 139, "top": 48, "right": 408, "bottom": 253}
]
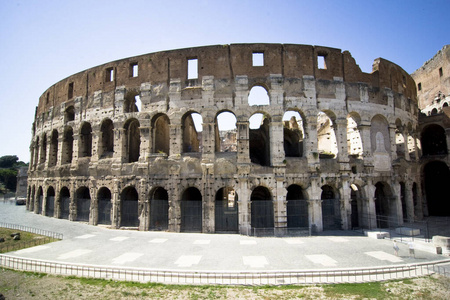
[{"left": 1, "top": 255, "right": 449, "bottom": 285}]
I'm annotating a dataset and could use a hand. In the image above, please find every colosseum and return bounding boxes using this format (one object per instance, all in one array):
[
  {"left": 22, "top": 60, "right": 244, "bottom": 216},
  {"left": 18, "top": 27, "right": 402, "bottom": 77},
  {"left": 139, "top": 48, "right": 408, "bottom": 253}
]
[{"left": 26, "top": 43, "right": 423, "bottom": 235}]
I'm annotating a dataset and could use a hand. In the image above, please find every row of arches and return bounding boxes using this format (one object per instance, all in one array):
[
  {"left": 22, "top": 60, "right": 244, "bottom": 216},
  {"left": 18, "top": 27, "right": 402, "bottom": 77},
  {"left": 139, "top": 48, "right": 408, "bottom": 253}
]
[
  {"left": 30, "top": 108, "right": 422, "bottom": 169},
  {"left": 27, "top": 180, "right": 418, "bottom": 233}
]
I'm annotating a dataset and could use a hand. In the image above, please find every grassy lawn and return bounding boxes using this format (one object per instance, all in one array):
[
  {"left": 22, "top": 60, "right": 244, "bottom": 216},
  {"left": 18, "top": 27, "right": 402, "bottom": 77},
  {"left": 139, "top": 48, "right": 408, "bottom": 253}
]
[{"left": 0, "top": 227, "right": 59, "bottom": 253}]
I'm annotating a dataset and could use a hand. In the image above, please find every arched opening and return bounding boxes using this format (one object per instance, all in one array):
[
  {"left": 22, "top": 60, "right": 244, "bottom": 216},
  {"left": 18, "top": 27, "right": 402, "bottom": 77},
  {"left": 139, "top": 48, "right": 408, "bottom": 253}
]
[
  {"left": 124, "top": 119, "right": 140, "bottom": 163},
  {"left": 321, "top": 185, "right": 341, "bottom": 230},
  {"left": 124, "top": 90, "right": 141, "bottom": 113},
  {"left": 421, "top": 124, "right": 448, "bottom": 156},
  {"left": 97, "top": 187, "right": 112, "bottom": 225},
  {"left": 283, "top": 111, "right": 304, "bottom": 158},
  {"left": 317, "top": 112, "right": 337, "bottom": 158},
  {"left": 431, "top": 108, "right": 438, "bottom": 115},
  {"left": 40, "top": 134, "right": 47, "bottom": 164},
  {"left": 374, "top": 182, "right": 394, "bottom": 228},
  {"left": 76, "top": 187, "right": 91, "bottom": 222},
  {"left": 395, "top": 121, "right": 405, "bottom": 158},
  {"left": 400, "top": 182, "right": 407, "bottom": 220},
  {"left": 215, "top": 187, "right": 238, "bottom": 232},
  {"left": 120, "top": 186, "right": 139, "bottom": 227},
  {"left": 36, "top": 187, "right": 43, "bottom": 214},
  {"left": 181, "top": 187, "right": 202, "bottom": 232},
  {"left": 49, "top": 130, "right": 58, "bottom": 167},
  {"left": 248, "top": 86, "right": 270, "bottom": 106},
  {"left": 152, "top": 114, "right": 170, "bottom": 155},
  {"left": 60, "top": 187, "right": 70, "bottom": 219},
  {"left": 33, "top": 137, "right": 39, "bottom": 168},
  {"left": 79, "top": 122, "right": 92, "bottom": 158},
  {"left": 62, "top": 127, "right": 73, "bottom": 164},
  {"left": 99, "top": 119, "right": 114, "bottom": 159},
  {"left": 64, "top": 106, "right": 75, "bottom": 122},
  {"left": 347, "top": 113, "right": 363, "bottom": 157},
  {"left": 45, "top": 186, "right": 55, "bottom": 217},
  {"left": 350, "top": 184, "right": 362, "bottom": 229},
  {"left": 424, "top": 161, "right": 450, "bottom": 216},
  {"left": 150, "top": 187, "right": 169, "bottom": 231},
  {"left": 215, "top": 112, "right": 237, "bottom": 153},
  {"left": 286, "top": 184, "right": 308, "bottom": 228},
  {"left": 407, "top": 134, "right": 416, "bottom": 160},
  {"left": 251, "top": 186, "right": 274, "bottom": 230},
  {"left": 249, "top": 113, "right": 270, "bottom": 166},
  {"left": 182, "top": 112, "right": 202, "bottom": 153}
]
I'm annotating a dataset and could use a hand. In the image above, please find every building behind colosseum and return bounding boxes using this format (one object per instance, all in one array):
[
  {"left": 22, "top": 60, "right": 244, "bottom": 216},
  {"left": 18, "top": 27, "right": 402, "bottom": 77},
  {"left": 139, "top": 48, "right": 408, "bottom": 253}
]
[{"left": 26, "top": 44, "right": 423, "bottom": 235}]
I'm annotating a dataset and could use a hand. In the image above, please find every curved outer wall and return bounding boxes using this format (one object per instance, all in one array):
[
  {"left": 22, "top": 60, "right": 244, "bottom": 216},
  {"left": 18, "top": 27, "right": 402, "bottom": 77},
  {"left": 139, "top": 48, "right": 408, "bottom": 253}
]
[{"left": 27, "top": 44, "right": 421, "bottom": 234}]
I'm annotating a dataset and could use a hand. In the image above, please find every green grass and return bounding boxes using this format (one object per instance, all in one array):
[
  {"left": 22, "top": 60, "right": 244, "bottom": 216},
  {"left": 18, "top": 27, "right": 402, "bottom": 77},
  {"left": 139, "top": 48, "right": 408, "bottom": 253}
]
[{"left": 0, "top": 227, "right": 59, "bottom": 253}]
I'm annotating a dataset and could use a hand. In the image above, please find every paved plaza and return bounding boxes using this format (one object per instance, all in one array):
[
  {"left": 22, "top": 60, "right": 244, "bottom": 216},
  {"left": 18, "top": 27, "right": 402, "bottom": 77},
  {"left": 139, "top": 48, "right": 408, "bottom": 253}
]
[{"left": 2, "top": 201, "right": 448, "bottom": 274}]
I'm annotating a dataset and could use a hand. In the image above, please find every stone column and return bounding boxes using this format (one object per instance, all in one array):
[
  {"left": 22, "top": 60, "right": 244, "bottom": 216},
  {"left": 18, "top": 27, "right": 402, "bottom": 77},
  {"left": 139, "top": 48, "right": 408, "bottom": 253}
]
[
  {"left": 201, "top": 162, "right": 215, "bottom": 233},
  {"left": 270, "top": 116, "right": 284, "bottom": 166},
  {"left": 168, "top": 170, "right": 181, "bottom": 232},
  {"left": 339, "top": 178, "right": 351, "bottom": 230},
  {"left": 89, "top": 184, "right": 97, "bottom": 225},
  {"left": 114, "top": 127, "right": 125, "bottom": 163},
  {"left": 138, "top": 178, "right": 149, "bottom": 231},
  {"left": 402, "top": 128, "right": 410, "bottom": 161},
  {"left": 359, "top": 123, "right": 373, "bottom": 166},
  {"left": 306, "top": 177, "right": 322, "bottom": 232},
  {"left": 237, "top": 165, "right": 251, "bottom": 235},
  {"left": 237, "top": 120, "right": 251, "bottom": 164},
  {"left": 305, "top": 112, "right": 319, "bottom": 171},
  {"left": 139, "top": 125, "right": 150, "bottom": 163},
  {"left": 111, "top": 180, "right": 120, "bottom": 229},
  {"left": 169, "top": 122, "right": 182, "bottom": 158},
  {"left": 90, "top": 124, "right": 100, "bottom": 163},
  {"left": 363, "top": 181, "right": 377, "bottom": 229},
  {"left": 405, "top": 180, "right": 414, "bottom": 223},
  {"left": 71, "top": 131, "right": 80, "bottom": 167},
  {"left": 273, "top": 175, "right": 287, "bottom": 234},
  {"left": 69, "top": 185, "right": 77, "bottom": 222},
  {"left": 389, "top": 124, "right": 398, "bottom": 161}
]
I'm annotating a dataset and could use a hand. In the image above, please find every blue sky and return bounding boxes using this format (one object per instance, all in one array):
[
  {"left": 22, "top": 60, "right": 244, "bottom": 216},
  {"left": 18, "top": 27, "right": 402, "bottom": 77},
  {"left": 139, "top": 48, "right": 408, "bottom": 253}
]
[{"left": 0, "top": 0, "right": 449, "bottom": 162}]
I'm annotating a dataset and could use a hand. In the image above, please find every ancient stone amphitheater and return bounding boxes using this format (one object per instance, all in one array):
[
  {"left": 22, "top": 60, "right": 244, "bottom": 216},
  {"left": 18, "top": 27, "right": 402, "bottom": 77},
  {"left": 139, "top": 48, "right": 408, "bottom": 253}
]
[{"left": 27, "top": 44, "right": 422, "bottom": 235}]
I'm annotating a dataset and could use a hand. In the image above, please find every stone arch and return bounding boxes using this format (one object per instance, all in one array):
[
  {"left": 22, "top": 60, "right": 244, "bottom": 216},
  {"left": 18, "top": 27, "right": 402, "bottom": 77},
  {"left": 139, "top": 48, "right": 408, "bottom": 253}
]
[
  {"left": 347, "top": 112, "right": 363, "bottom": 157},
  {"left": 317, "top": 110, "right": 338, "bottom": 158},
  {"left": 215, "top": 111, "right": 237, "bottom": 153},
  {"left": 62, "top": 127, "right": 73, "bottom": 164},
  {"left": 321, "top": 185, "right": 341, "bottom": 230},
  {"left": 423, "top": 161, "right": 450, "bottom": 216},
  {"left": 124, "top": 89, "right": 140, "bottom": 113},
  {"left": 182, "top": 111, "right": 202, "bottom": 153},
  {"left": 120, "top": 186, "right": 139, "bottom": 227},
  {"left": 79, "top": 122, "right": 92, "bottom": 158},
  {"left": 99, "top": 119, "right": 114, "bottom": 159},
  {"left": 251, "top": 186, "right": 274, "bottom": 230},
  {"left": 421, "top": 124, "right": 448, "bottom": 156},
  {"left": 45, "top": 186, "right": 55, "bottom": 217},
  {"left": 248, "top": 85, "right": 270, "bottom": 106},
  {"left": 180, "top": 187, "right": 202, "bottom": 232},
  {"left": 49, "top": 129, "right": 58, "bottom": 167},
  {"left": 286, "top": 184, "right": 308, "bottom": 228},
  {"left": 97, "top": 187, "right": 112, "bottom": 225},
  {"left": 249, "top": 112, "right": 271, "bottom": 166},
  {"left": 374, "top": 181, "right": 395, "bottom": 228},
  {"left": 76, "top": 186, "right": 91, "bottom": 222},
  {"left": 59, "top": 186, "right": 71, "bottom": 219},
  {"left": 36, "top": 186, "right": 43, "bottom": 214},
  {"left": 283, "top": 110, "right": 305, "bottom": 158},
  {"left": 149, "top": 187, "right": 169, "bottom": 230},
  {"left": 40, "top": 133, "right": 47, "bottom": 164},
  {"left": 152, "top": 114, "right": 170, "bottom": 155},
  {"left": 215, "top": 187, "right": 238, "bottom": 232},
  {"left": 124, "top": 118, "right": 140, "bottom": 163}
]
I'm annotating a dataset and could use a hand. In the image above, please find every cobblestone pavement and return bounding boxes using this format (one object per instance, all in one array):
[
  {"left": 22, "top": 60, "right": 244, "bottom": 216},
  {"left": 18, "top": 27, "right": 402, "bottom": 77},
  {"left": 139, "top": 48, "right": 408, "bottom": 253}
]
[{"left": 1, "top": 201, "right": 448, "bottom": 272}]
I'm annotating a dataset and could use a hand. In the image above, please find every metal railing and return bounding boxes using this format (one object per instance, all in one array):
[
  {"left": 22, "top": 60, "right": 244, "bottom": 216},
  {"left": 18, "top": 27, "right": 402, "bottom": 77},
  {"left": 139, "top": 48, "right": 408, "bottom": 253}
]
[
  {"left": 0, "top": 223, "right": 63, "bottom": 240},
  {"left": 1, "top": 254, "right": 449, "bottom": 285}
]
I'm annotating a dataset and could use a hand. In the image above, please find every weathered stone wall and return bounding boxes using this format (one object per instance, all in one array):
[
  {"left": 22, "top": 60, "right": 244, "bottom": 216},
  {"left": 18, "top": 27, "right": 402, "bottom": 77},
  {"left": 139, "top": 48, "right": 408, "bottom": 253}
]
[{"left": 27, "top": 44, "right": 422, "bottom": 234}]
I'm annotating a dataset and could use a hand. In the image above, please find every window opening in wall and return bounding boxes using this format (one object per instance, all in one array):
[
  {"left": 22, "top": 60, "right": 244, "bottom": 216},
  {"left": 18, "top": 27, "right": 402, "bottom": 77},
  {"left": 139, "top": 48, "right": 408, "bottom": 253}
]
[
  {"left": 317, "top": 54, "right": 327, "bottom": 69},
  {"left": 183, "top": 112, "right": 203, "bottom": 153},
  {"left": 418, "top": 83, "right": 422, "bottom": 91},
  {"left": 46, "top": 92, "right": 50, "bottom": 104},
  {"left": 106, "top": 68, "right": 114, "bottom": 82},
  {"left": 249, "top": 113, "right": 270, "bottom": 166},
  {"left": 65, "top": 106, "right": 75, "bottom": 122},
  {"left": 215, "top": 111, "right": 237, "bottom": 152},
  {"left": 283, "top": 111, "right": 304, "bottom": 158},
  {"left": 130, "top": 63, "right": 138, "bottom": 77},
  {"left": 188, "top": 58, "right": 198, "bottom": 79},
  {"left": 135, "top": 95, "right": 141, "bottom": 112},
  {"left": 249, "top": 113, "right": 264, "bottom": 129},
  {"left": 68, "top": 82, "right": 74, "bottom": 99},
  {"left": 248, "top": 86, "right": 270, "bottom": 106},
  {"left": 317, "top": 112, "right": 337, "bottom": 158},
  {"left": 439, "top": 67, "right": 443, "bottom": 77},
  {"left": 252, "top": 52, "right": 264, "bottom": 66}
]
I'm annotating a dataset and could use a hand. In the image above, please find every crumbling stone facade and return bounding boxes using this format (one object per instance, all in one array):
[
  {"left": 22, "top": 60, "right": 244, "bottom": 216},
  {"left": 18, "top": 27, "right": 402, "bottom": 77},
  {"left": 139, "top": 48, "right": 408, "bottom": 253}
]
[{"left": 27, "top": 44, "right": 422, "bottom": 234}]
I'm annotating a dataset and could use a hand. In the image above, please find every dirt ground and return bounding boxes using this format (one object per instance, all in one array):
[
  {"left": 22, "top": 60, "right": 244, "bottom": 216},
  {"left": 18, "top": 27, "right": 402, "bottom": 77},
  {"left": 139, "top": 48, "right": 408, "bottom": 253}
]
[{"left": 1, "top": 268, "right": 450, "bottom": 299}]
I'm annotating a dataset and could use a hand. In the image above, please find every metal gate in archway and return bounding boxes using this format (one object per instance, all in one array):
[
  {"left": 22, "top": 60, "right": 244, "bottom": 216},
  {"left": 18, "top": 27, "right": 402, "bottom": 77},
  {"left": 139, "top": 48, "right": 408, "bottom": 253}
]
[
  {"left": 61, "top": 197, "right": 70, "bottom": 219},
  {"left": 251, "top": 200, "right": 274, "bottom": 229},
  {"left": 45, "top": 196, "right": 55, "bottom": 217},
  {"left": 121, "top": 199, "right": 139, "bottom": 227},
  {"left": 287, "top": 199, "right": 308, "bottom": 228},
  {"left": 77, "top": 198, "right": 91, "bottom": 222},
  {"left": 98, "top": 198, "right": 111, "bottom": 225},
  {"left": 38, "top": 195, "right": 43, "bottom": 214},
  {"left": 215, "top": 200, "right": 238, "bottom": 232},
  {"left": 150, "top": 200, "right": 169, "bottom": 230},
  {"left": 322, "top": 198, "right": 341, "bottom": 230},
  {"left": 181, "top": 200, "right": 202, "bottom": 232}
]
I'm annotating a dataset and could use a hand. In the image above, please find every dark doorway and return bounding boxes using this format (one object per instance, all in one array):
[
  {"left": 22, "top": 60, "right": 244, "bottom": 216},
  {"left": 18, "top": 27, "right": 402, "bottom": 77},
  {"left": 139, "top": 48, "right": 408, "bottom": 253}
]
[
  {"left": 76, "top": 187, "right": 91, "bottom": 222},
  {"left": 150, "top": 187, "right": 169, "bottom": 230},
  {"left": 121, "top": 187, "right": 139, "bottom": 227},
  {"left": 286, "top": 185, "right": 308, "bottom": 228},
  {"left": 97, "top": 187, "right": 112, "bottom": 225},
  {"left": 215, "top": 187, "right": 238, "bottom": 232},
  {"left": 424, "top": 161, "right": 450, "bottom": 216},
  {"left": 45, "top": 187, "right": 55, "bottom": 217},
  {"left": 251, "top": 186, "right": 274, "bottom": 229},
  {"left": 60, "top": 187, "right": 70, "bottom": 219},
  {"left": 181, "top": 187, "right": 202, "bottom": 232},
  {"left": 321, "top": 185, "right": 341, "bottom": 230}
]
